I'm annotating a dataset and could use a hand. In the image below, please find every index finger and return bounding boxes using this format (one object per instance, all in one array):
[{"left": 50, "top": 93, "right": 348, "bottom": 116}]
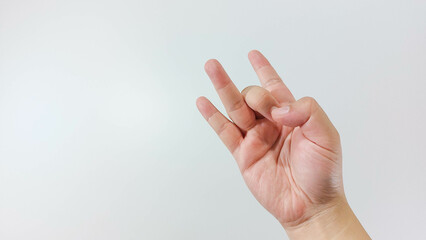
[{"left": 248, "top": 50, "right": 295, "bottom": 103}]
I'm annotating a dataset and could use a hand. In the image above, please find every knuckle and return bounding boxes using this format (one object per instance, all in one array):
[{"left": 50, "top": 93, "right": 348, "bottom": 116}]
[
  {"left": 301, "top": 96, "right": 316, "bottom": 103},
  {"left": 241, "top": 85, "right": 258, "bottom": 96},
  {"left": 264, "top": 77, "right": 282, "bottom": 87},
  {"left": 299, "top": 96, "right": 320, "bottom": 113},
  {"left": 301, "top": 96, "right": 318, "bottom": 106},
  {"left": 257, "top": 90, "right": 270, "bottom": 103},
  {"left": 227, "top": 98, "right": 246, "bottom": 113},
  {"left": 239, "top": 115, "right": 256, "bottom": 130},
  {"left": 252, "top": 90, "right": 270, "bottom": 109},
  {"left": 217, "top": 122, "right": 233, "bottom": 136}
]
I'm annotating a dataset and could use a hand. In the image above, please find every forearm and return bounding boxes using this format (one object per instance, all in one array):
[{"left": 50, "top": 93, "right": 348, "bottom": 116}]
[{"left": 283, "top": 198, "right": 371, "bottom": 240}]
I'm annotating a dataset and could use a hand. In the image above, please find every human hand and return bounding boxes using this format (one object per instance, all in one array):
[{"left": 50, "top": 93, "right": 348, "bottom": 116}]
[{"left": 196, "top": 50, "right": 370, "bottom": 239}]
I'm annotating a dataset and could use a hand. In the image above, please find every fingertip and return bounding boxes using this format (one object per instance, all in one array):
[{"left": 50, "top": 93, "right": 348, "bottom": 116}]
[
  {"left": 248, "top": 49, "right": 261, "bottom": 58},
  {"left": 204, "top": 59, "right": 219, "bottom": 73},
  {"left": 196, "top": 96, "right": 203, "bottom": 104},
  {"left": 196, "top": 96, "right": 216, "bottom": 120},
  {"left": 196, "top": 96, "right": 207, "bottom": 110},
  {"left": 248, "top": 50, "right": 270, "bottom": 70},
  {"left": 204, "top": 58, "right": 230, "bottom": 89}
]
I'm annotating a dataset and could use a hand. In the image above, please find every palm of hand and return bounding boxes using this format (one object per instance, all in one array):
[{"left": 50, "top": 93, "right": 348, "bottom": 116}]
[
  {"left": 197, "top": 50, "right": 343, "bottom": 226},
  {"left": 239, "top": 118, "right": 341, "bottom": 225}
]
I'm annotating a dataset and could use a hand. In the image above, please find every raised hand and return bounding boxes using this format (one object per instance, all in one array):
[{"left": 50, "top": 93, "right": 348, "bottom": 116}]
[{"left": 196, "top": 50, "right": 370, "bottom": 239}]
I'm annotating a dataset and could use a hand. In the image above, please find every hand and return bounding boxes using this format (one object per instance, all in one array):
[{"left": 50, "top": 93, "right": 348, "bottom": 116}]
[{"left": 196, "top": 50, "right": 370, "bottom": 239}]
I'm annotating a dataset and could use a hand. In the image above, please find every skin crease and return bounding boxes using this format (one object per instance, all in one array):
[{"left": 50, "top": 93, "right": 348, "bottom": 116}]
[{"left": 196, "top": 50, "right": 370, "bottom": 239}]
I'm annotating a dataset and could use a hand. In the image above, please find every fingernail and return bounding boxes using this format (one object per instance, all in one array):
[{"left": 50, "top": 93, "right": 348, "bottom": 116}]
[{"left": 272, "top": 106, "right": 290, "bottom": 117}]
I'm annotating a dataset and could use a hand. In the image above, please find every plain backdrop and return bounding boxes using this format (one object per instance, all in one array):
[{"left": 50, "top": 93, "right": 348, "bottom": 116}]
[{"left": 1, "top": 0, "right": 425, "bottom": 239}]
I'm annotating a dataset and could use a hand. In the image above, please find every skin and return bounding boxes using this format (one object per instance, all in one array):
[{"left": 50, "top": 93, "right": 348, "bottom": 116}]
[{"left": 196, "top": 50, "right": 371, "bottom": 239}]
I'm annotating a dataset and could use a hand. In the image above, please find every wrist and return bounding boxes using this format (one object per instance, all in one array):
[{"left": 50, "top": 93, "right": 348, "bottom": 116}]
[{"left": 282, "top": 197, "right": 371, "bottom": 240}]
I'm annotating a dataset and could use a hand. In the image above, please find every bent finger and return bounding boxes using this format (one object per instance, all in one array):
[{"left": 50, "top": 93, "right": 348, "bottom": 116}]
[
  {"left": 204, "top": 59, "right": 256, "bottom": 131},
  {"left": 241, "top": 85, "right": 280, "bottom": 122},
  {"left": 196, "top": 96, "right": 243, "bottom": 155}
]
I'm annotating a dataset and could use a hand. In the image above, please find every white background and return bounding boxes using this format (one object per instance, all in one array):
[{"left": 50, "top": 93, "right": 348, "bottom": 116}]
[{"left": 1, "top": 0, "right": 425, "bottom": 239}]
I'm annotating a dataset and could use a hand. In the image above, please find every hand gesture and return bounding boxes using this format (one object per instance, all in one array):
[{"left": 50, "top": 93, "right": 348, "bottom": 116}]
[{"left": 196, "top": 50, "right": 370, "bottom": 239}]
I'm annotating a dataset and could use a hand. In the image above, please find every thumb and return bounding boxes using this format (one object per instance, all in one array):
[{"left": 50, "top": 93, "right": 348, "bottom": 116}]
[{"left": 271, "top": 97, "right": 340, "bottom": 151}]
